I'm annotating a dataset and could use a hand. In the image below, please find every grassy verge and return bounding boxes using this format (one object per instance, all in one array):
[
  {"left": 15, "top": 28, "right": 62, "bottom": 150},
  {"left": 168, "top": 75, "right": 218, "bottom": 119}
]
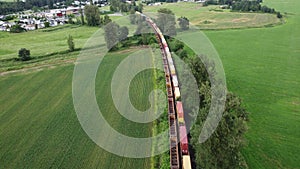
[
  {"left": 0, "top": 49, "right": 80, "bottom": 73},
  {"left": 149, "top": 48, "right": 170, "bottom": 169},
  {"left": 150, "top": 48, "right": 159, "bottom": 169}
]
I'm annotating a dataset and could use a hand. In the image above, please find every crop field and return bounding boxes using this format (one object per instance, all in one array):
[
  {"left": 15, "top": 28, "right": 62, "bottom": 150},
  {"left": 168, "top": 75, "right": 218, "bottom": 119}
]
[
  {"left": 0, "top": 49, "right": 156, "bottom": 168},
  {"left": 202, "top": 0, "right": 300, "bottom": 168},
  {"left": 144, "top": 2, "right": 281, "bottom": 30}
]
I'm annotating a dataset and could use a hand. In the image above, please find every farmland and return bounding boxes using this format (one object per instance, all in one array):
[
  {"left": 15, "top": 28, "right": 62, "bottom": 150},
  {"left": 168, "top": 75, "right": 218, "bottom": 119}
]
[
  {"left": 203, "top": 0, "right": 300, "bottom": 168},
  {"left": 0, "top": 0, "right": 299, "bottom": 168},
  {"left": 0, "top": 25, "right": 98, "bottom": 60},
  {"left": 144, "top": 1, "right": 300, "bottom": 168},
  {"left": 146, "top": 0, "right": 299, "bottom": 168},
  {"left": 144, "top": 2, "right": 281, "bottom": 30},
  {"left": 0, "top": 49, "right": 156, "bottom": 168}
]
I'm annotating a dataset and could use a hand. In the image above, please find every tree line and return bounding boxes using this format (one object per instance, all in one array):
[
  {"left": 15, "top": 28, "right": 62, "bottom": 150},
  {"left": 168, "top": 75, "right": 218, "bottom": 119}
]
[
  {"left": 109, "top": 0, "right": 143, "bottom": 13},
  {"left": 133, "top": 8, "right": 189, "bottom": 37},
  {"left": 204, "top": 0, "right": 282, "bottom": 18},
  {"left": 103, "top": 7, "right": 190, "bottom": 51},
  {"left": 153, "top": 8, "right": 249, "bottom": 168},
  {"left": 0, "top": 1, "right": 27, "bottom": 15},
  {"left": 166, "top": 37, "right": 249, "bottom": 169},
  {"left": 0, "top": 0, "right": 66, "bottom": 15}
]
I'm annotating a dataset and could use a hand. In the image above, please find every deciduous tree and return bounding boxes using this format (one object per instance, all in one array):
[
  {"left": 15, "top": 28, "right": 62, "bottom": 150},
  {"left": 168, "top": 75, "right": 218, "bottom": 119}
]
[
  {"left": 129, "top": 9, "right": 137, "bottom": 24},
  {"left": 178, "top": 16, "right": 189, "bottom": 31},
  {"left": 157, "top": 8, "right": 177, "bottom": 37},
  {"left": 67, "top": 35, "right": 75, "bottom": 52},
  {"left": 103, "top": 15, "right": 112, "bottom": 25},
  {"left": 118, "top": 26, "right": 129, "bottom": 41},
  {"left": 79, "top": 0, "right": 85, "bottom": 25},
  {"left": 84, "top": 5, "right": 101, "bottom": 26},
  {"left": 104, "top": 22, "right": 120, "bottom": 50}
]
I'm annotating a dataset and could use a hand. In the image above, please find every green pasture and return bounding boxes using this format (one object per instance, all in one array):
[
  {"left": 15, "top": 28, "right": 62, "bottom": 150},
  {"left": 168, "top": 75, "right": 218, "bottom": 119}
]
[
  {"left": 144, "top": 2, "right": 281, "bottom": 30},
  {"left": 202, "top": 0, "right": 300, "bottom": 168},
  {"left": 0, "top": 25, "right": 99, "bottom": 60},
  {"left": 0, "top": 50, "right": 157, "bottom": 168},
  {"left": 0, "top": 18, "right": 138, "bottom": 62}
]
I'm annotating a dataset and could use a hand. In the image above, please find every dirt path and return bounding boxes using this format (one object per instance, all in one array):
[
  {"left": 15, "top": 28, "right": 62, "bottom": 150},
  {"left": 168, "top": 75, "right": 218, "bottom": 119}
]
[
  {"left": 0, "top": 47, "right": 149, "bottom": 77},
  {"left": 0, "top": 59, "right": 75, "bottom": 76}
]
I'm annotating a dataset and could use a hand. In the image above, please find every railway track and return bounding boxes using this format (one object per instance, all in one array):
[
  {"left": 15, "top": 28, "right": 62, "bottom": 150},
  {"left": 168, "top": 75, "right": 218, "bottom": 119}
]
[{"left": 136, "top": 12, "right": 192, "bottom": 169}]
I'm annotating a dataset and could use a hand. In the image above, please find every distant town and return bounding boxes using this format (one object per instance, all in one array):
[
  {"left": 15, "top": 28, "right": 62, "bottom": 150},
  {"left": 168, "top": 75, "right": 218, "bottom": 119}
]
[
  {"left": 0, "top": 0, "right": 109, "bottom": 31},
  {"left": 0, "top": 0, "right": 208, "bottom": 32}
]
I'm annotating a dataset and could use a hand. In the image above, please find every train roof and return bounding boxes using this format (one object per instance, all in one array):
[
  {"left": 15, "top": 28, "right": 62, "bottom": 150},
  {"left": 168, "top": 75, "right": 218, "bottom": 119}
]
[
  {"left": 174, "top": 87, "right": 180, "bottom": 98},
  {"left": 182, "top": 156, "right": 192, "bottom": 169},
  {"left": 176, "top": 101, "right": 183, "bottom": 113},
  {"left": 180, "top": 126, "right": 188, "bottom": 144},
  {"left": 172, "top": 75, "right": 178, "bottom": 86}
]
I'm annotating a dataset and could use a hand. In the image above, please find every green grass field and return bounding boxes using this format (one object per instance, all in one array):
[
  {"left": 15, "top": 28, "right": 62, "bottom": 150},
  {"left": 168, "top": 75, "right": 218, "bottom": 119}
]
[
  {"left": 1, "top": 1, "right": 299, "bottom": 168},
  {"left": 0, "top": 25, "right": 99, "bottom": 60},
  {"left": 144, "top": 1, "right": 299, "bottom": 168},
  {"left": 0, "top": 50, "right": 157, "bottom": 168},
  {"left": 202, "top": 0, "right": 300, "bottom": 168},
  {"left": 144, "top": 2, "right": 281, "bottom": 30}
]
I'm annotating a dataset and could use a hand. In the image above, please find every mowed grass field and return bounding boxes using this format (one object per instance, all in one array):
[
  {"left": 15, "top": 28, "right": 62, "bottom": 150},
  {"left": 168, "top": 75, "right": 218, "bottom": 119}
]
[
  {"left": 144, "top": 2, "right": 281, "bottom": 30},
  {"left": 202, "top": 0, "right": 300, "bottom": 168},
  {"left": 0, "top": 50, "right": 156, "bottom": 168},
  {"left": 0, "top": 25, "right": 99, "bottom": 60}
]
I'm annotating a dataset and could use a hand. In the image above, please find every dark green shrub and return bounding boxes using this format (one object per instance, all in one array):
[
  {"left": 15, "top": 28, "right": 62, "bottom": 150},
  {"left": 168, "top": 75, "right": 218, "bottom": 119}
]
[
  {"left": 10, "top": 24, "right": 25, "bottom": 33},
  {"left": 18, "top": 48, "right": 31, "bottom": 61},
  {"left": 44, "top": 22, "right": 50, "bottom": 28}
]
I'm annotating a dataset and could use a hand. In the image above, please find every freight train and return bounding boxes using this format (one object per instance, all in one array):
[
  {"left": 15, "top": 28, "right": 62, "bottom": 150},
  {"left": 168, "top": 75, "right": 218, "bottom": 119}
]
[{"left": 136, "top": 11, "right": 192, "bottom": 169}]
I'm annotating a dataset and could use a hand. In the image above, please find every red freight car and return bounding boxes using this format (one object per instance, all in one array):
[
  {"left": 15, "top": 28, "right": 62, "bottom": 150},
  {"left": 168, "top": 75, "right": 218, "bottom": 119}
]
[{"left": 180, "top": 125, "right": 189, "bottom": 155}]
